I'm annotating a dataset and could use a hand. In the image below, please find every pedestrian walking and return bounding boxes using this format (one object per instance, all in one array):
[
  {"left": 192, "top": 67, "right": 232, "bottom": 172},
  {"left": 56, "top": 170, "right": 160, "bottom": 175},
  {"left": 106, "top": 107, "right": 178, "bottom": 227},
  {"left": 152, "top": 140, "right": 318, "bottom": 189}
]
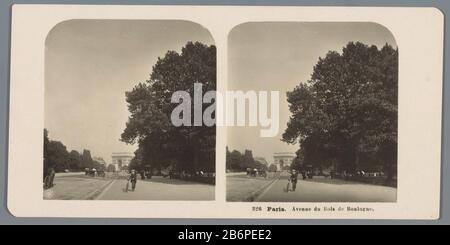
[
  {"left": 128, "top": 169, "right": 138, "bottom": 192},
  {"left": 289, "top": 169, "right": 299, "bottom": 192},
  {"left": 44, "top": 168, "right": 56, "bottom": 189}
]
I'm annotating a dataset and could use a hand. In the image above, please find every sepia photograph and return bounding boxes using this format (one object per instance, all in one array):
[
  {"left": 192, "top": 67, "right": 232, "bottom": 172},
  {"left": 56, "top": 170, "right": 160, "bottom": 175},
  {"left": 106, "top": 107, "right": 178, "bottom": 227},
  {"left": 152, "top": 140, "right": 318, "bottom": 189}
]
[
  {"left": 226, "top": 22, "right": 398, "bottom": 202},
  {"left": 7, "top": 5, "right": 443, "bottom": 219},
  {"left": 43, "top": 20, "right": 216, "bottom": 200}
]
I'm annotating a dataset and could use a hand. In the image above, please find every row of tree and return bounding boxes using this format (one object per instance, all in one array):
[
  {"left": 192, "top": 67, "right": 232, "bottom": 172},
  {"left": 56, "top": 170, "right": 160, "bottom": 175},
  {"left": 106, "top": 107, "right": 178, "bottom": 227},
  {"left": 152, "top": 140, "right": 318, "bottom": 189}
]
[
  {"left": 226, "top": 147, "right": 268, "bottom": 172},
  {"left": 43, "top": 129, "right": 107, "bottom": 178},
  {"left": 121, "top": 42, "right": 216, "bottom": 174},
  {"left": 283, "top": 42, "right": 398, "bottom": 180}
]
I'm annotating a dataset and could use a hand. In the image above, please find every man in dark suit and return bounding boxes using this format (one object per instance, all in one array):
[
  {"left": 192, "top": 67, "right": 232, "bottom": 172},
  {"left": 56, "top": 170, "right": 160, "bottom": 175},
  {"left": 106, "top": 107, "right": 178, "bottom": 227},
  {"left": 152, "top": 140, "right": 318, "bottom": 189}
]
[
  {"left": 128, "top": 169, "right": 138, "bottom": 192},
  {"left": 289, "top": 169, "right": 299, "bottom": 192}
]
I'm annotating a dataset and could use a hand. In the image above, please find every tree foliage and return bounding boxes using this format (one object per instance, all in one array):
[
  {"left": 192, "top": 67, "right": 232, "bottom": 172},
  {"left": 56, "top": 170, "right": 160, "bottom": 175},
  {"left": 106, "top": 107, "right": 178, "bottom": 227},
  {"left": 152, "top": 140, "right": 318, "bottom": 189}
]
[
  {"left": 283, "top": 42, "right": 398, "bottom": 177},
  {"left": 121, "top": 42, "right": 216, "bottom": 173},
  {"left": 226, "top": 147, "right": 268, "bottom": 171},
  {"left": 43, "top": 129, "right": 105, "bottom": 177},
  {"left": 106, "top": 164, "right": 117, "bottom": 172},
  {"left": 268, "top": 164, "right": 278, "bottom": 172}
]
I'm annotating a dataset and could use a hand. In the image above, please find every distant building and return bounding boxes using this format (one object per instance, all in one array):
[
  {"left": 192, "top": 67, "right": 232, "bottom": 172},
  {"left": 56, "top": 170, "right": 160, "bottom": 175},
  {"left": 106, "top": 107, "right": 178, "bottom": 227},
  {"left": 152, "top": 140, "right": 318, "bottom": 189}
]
[
  {"left": 273, "top": 152, "right": 296, "bottom": 171},
  {"left": 93, "top": 157, "right": 107, "bottom": 167},
  {"left": 254, "top": 157, "right": 269, "bottom": 166},
  {"left": 111, "top": 152, "right": 133, "bottom": 171}
]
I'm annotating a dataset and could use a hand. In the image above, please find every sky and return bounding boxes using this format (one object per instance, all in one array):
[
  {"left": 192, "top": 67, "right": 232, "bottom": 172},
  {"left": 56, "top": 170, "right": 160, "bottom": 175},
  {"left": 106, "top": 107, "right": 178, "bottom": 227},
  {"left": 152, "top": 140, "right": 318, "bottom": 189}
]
[
  {"left": 45, "top": 20, "right": 215, "bottom": 164},
  {"left": 227, "top": 22, "right": 397, "bottom": 164}
]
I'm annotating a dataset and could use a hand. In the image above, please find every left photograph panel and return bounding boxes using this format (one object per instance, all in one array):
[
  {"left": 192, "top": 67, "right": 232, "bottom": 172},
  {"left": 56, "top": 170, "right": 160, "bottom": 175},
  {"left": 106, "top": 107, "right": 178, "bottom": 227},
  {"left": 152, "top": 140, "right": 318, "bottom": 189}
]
[{"left": 43, "top": 20, "right": 216, "bottom": 201}]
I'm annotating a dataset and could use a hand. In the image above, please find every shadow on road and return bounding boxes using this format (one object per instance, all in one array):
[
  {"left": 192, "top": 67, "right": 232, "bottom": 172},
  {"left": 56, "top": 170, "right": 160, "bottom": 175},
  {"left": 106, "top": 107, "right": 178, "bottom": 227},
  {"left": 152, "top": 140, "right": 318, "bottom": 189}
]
[
  {"left": 142, "top": 177, "right": 213, "bottom": 186},
  {"left": 301, "top": 176, "right": 397, "bottom": 188}
]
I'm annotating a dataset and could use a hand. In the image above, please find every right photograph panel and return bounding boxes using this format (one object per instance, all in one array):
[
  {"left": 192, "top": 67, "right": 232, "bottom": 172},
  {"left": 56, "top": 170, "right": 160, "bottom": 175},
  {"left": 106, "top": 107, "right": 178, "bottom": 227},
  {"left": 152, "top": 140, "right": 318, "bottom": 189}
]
[{"left": 226, "top": 22, "right": 398, "bottom": 202}]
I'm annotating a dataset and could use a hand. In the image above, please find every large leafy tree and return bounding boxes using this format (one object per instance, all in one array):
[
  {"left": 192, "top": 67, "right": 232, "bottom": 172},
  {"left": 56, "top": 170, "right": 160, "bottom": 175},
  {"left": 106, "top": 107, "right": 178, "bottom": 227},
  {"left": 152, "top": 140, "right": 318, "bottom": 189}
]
[
  {"left": 283, "top": 42, "right": 398, "bottom": 178},
  {"left": 67, "top": 150, "right": 82, "bottom": 170},
  {"left": 44, "top": 129, "right": 99, "bottom": 176},
  {"left": 226, "top": 147, "right": 268, "bottom": 172},
  {"left": 46, "top": 140, "right": 69, "bottom": 173},
  {"left": 81, "top": 150, "right": 94, "bottom": 169},
  {"left": 121, "top": 42, "right": 216, "bottom": 173},
  {"left": 44, "top": 129, "right": 50, "bottom": 179}
]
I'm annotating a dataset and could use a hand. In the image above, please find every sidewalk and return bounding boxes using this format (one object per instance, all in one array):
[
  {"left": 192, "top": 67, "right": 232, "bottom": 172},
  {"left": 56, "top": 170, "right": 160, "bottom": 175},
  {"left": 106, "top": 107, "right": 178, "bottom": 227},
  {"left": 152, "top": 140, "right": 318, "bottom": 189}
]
[
  {"left": 44, "top": 176, "right": 113, "bottom": 200},
  {"left": 227, "top": 172, "right": 281, "bottom": 202}
]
